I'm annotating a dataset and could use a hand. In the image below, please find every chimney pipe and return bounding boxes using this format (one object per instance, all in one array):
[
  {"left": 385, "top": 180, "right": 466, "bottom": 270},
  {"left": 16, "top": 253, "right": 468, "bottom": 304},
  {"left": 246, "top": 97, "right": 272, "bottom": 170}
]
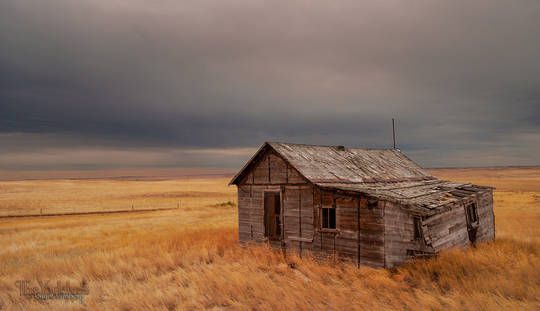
[{"left": 392, "top": 118, "right": 396, "bottom": 150}]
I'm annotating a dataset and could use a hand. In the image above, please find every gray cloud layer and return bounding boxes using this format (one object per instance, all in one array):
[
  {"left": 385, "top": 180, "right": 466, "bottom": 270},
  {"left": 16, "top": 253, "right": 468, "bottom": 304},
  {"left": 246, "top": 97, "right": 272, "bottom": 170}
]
[{"left": 1, "top": 0, "right": 539, "bottom": 171}]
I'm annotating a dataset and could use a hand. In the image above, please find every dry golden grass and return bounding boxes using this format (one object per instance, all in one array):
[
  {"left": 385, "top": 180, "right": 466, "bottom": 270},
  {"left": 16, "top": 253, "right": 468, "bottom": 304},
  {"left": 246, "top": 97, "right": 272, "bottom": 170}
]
[
  {"left": 0, "top": 178, "right": 235, "bottom": 216},
  {"left": 0, "top": 169, "right": 539, "bottom": 310}
]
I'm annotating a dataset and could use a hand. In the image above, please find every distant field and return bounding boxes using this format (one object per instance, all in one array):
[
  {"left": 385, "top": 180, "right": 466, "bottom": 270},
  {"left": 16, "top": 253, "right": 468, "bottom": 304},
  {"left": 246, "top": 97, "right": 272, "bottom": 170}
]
[
  {"left": 431, "top": 166, "right": 540, "bottom": 192},
  {"left": 0, "top": 178, "right": 235, "bottom": 216},
  {"left": 0, "top": 168, "right": 539, "bottom": 310}
]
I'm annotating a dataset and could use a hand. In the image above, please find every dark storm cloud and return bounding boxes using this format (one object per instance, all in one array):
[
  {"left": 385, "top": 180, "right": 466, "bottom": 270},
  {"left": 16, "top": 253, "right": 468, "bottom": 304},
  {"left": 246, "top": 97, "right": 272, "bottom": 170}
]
[{"left": 1, "top": 0, "right": 539, "bottom": 170}]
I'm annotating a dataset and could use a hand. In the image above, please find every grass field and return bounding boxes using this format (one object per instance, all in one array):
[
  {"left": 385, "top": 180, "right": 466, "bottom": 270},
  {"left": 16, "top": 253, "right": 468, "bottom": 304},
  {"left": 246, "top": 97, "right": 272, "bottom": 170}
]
[{"left": 0, "top": 167, "right": 539, "bottom": 310}]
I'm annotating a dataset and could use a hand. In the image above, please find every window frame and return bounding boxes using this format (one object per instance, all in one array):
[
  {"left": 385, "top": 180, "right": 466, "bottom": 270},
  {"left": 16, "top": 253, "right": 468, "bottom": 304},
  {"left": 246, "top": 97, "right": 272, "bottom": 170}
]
[
  {"left": 413, "top": 216, "right": 423, "bottom": 240},
  {"left": 321, "top": 197, "right": 337, "bottom": 230},
  {"left": 465, "top": 202, "right": 479, "bottom": 225},
  {"left": 321, "top": 207, "right": 336, "bottom": 230}
]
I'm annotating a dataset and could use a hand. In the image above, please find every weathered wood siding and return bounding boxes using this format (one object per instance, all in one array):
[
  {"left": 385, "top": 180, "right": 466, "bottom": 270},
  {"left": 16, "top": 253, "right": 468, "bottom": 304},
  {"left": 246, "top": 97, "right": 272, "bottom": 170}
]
[
  {"left": 282, "top": 185, "right": 314, "bottom": 255},
  {"left": 238, "top": 184, "right": 281, "bottom": 244},
  {"left": 311, "top": 190, "right": 385, "bottom": 268},
  {"left": 236, "top": 147, "right": 495, "bottom": 268},
  {"left": 358, "top": 197, "right": 385, "bottom": 267},
  {"left": 472, "top": 189, "right": 495, "bottom": 242},
  {"left": 384, "top": 201, "right": 423, "bottom": 267},
  {"left": 269, "top": 153, "right": 287, "bottom": 183},
  {"left": 238, "top": 185, "right": 252, "bottom": 243},
  {"left": 335, "top": 196, "right": 358, "bottom": 261},
  {"left": 236, "top": 149, "right": 386, "bottom": 267},
  {"left": 423, "top": 200, "right": 470, "bottom": 251},
  {"left": 238, "top": 149, "right": 305, "bottom": 186},
  {"left": 237, "top": 149, "right": 311, "bottom": 250},
  {"left": 312, "top": 190, "right": 340, "bottom": 259},
  {"left": 253, "top": 154, "right": 269, "bottom": 184},
  {"left": 421, "top": 189, "right": 495, "bottom": 252}
]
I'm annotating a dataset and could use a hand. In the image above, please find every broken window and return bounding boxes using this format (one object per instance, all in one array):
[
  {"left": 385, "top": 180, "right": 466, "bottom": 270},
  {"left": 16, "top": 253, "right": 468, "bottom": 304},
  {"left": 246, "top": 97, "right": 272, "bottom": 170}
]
[
  {"left": 413, "top": 217, "right": 423, "bottom": 240},
  {"left": 466, "top": 203, "right": 479, "bottom": 224},
  {"left": 322, "top": 206, "right": 336, "bottom": 229},
  {"left": 465, "top": 202, "right": 479, "bottom": 244},
  {"left": 367, "top": 198, "right": 378, "bottom": 209}
]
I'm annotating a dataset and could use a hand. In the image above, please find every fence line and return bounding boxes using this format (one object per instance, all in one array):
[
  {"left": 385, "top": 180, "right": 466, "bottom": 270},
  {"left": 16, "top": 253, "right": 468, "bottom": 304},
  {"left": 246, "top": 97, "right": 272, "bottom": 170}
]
[{"left": 0, "top": 206, "right": 179, "bottom": 219}]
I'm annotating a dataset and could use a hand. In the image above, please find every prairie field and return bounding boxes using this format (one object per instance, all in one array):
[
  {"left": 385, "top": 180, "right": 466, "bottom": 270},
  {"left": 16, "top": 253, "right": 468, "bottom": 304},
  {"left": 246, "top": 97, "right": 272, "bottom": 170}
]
[{"left": 0, "top": 167, "right": 539, "bottom": 310}]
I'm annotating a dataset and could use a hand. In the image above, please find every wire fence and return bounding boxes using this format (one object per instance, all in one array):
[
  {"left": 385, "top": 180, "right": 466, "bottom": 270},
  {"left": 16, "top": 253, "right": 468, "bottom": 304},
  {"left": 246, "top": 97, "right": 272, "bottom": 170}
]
[
  {"left": 0, "top": 203, "right": 183, "bottom": 219},
  {"left": 0, "top": 199, "right": 236, "bottom": 219}
]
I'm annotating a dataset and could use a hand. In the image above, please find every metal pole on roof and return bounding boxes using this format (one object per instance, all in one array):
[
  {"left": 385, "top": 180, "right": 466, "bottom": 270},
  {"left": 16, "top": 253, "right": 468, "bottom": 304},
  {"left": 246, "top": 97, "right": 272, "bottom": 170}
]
[{"left": 392, "top": 118, "right": 396, "bottom": 150}]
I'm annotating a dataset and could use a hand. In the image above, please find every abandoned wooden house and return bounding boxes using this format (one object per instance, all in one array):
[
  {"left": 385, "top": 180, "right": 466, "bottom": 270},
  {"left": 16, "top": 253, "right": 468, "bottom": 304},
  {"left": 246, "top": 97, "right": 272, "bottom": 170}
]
[{"left": 230, "top": 142, "right": 495, "bottom": 268}]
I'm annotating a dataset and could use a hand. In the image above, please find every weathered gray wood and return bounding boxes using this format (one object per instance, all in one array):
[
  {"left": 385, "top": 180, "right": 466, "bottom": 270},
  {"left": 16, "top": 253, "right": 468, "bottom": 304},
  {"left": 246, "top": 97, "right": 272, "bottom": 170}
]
[
  {"left": 253, "top": 155, "right": 269, "bottom": 184},
  {"left": 269, "top": 153, "right": 287, "bottom": 184},
  {"left": 231, "top": 142, "right": 495, "bottom": 268},
  {"left": 288, "top": 236, "right": 313, "bottom": 242}
]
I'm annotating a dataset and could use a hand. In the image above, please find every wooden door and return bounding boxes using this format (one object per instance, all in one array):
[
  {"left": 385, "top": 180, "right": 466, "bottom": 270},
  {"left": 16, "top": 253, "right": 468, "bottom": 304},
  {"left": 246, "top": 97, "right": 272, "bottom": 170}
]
[{"left": 264, "top": 192, "right": 281, "bottom": 240}]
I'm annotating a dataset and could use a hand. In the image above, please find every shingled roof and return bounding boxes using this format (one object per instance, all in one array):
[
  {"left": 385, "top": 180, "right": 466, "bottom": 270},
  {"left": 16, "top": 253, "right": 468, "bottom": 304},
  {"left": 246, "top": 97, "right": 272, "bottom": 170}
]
[{"left": 230, "top": 142, "right": 492, "bottom": 215}]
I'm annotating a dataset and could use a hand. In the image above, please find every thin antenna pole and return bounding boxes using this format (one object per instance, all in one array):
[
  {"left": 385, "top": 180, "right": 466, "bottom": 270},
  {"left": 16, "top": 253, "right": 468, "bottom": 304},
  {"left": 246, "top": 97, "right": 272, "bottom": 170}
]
[{"left": 392, "top": 118, "right": 396, "bottom": 149}]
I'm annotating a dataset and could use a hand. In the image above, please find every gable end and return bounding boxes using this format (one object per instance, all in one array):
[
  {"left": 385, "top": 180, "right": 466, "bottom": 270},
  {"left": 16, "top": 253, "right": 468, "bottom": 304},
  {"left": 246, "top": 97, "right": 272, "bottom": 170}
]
[{"left": 230, "top": 143, "right": 309, "bottom": 186}]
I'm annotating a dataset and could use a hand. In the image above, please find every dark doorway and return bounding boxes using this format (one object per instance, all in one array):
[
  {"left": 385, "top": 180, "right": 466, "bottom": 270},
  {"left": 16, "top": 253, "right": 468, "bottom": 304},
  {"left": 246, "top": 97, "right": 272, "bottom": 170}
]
[
  {"left": 264, "top": 192, "right": 281, "bottom": 240},
  {"left": 465, "top": 203, "right": 479, "bottom": 243}
]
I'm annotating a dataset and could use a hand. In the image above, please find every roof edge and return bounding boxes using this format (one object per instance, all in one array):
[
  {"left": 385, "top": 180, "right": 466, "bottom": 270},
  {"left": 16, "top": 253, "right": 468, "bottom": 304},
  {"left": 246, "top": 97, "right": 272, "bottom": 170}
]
[
  {"left": 268, "top": 141, "right": 397, "bottom": 151},
  {"left": 228, "top": 142, "right": 270, "bottom": 185},
  {"left": 229, "top": 142, "right": 315, "bottom": 186}
]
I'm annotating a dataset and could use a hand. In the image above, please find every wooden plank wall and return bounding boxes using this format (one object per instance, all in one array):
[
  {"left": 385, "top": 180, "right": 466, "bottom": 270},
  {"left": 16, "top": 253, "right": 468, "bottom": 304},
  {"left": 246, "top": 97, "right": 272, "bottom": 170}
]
[
  {"left": 384, "top": 201, "right": 422, "bottom": 267},
  {"left": 312, "top": 191, "right": 339, "bottom": 259},
  {"left": 385, "top": 189, "right": 495, "bottom": 267},
  {"left": 282, "top": 185, "right": 315, "bottom": 255},
  {"left": 423, "top": 200, "right": 470, "bottom": 251},
  {"left": 422, "top": 189, "right": 495, "bottom": 252},
  {"left": 238, "top": 184, "right": 282, "bottom": 244},
  {"left": 335, "top": 196, "right": 358, "bottom": 261},
  {"left": 311, "top": 190, "right": 385, "bottom": 268},
  {"left": 237, "top": 149, "right": 313, "bottom": 251},
  {"left": 283, "top": 187, "right": 299, "bottom": 253},
  {"left": 237, "top": 148, "right": 426, "bottom": 268},
  {"left": 473, "top": 189, "right": 495, "bottom": 242},
  {"left": 358, "top": 197, "right": 385, "bottom": 267},
  {"left": 238, "top": 185, "right": 252, "bottom": 244}
]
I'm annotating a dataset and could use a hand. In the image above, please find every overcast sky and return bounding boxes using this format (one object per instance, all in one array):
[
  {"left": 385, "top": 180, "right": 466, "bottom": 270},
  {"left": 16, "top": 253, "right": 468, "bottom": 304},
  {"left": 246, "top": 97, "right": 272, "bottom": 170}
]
[{"left": 1, "top": 0, "right": 539, "bottom": 173}]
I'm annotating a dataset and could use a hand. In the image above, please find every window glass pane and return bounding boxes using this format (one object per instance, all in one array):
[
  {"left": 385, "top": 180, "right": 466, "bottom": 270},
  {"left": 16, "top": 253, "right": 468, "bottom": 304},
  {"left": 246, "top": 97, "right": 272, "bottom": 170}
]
[
  {"left": 329, "top": 208, "right": 336, "bottom": 229},
  {"left": 322, "top": 208, "right": 329, "bottom": 228}
]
